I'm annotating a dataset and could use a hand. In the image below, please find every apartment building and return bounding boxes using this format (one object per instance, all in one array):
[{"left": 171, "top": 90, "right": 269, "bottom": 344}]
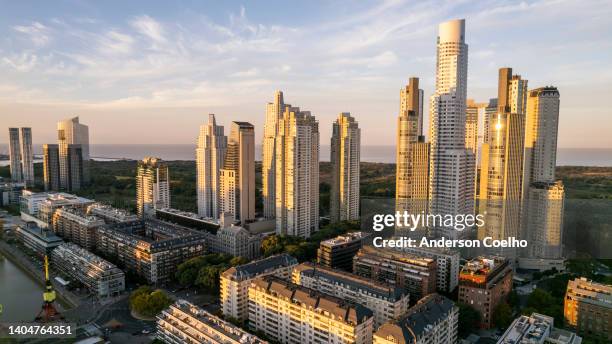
[
  {"left": 14, "top": 221, "right": 63, "bottom": 257},
  {"left": 292, "top": 262, "right": 410, "bottom": 327},
  {"left": 564, "top": 278, "right": 611, "bottom": 340},
  {"left": 220, "top": 253, "right": 298, "bottom": 321},
  {"left": 498, "top": 313, "right": 582, "bottom": 344},
  {"left": 52, "top": 207, "right": 104, "bottom": 249},
  {"left": 397, "top": 244, "right": 460, "bottom": 293},
  {"left": 373, "top": 294, "right": 458, "bottom": 344},
  {"left": 248, "top": 275, "right": 374, "bottom": 344},
  {"left": 458, "top": 256, "right": 512, "bottom": 328},
  {"left": 157, "top": 299, "right": 267, "bottom": 344},
  {"left": 317, "top": 231, "right": 370, "bottom": 272},
  {"left": 353, "top": 245, "right": 437, "bottom": 302},
  {"left": 51, "top": 243, "right": 125, "bottom": 297},
  {"left": 87, "top": 203, "right": 139, "bottom": 224}
]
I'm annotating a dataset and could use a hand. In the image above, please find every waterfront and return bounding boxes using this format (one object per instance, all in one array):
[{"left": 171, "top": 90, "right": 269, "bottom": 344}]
[{"left": 0, "top": 253, "right": 46, "bottom": 322}]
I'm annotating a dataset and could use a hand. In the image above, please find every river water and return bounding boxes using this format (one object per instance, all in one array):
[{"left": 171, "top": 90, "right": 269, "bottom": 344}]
[{"left": 0, "top": 255, "right": 46, "bottom": 322}]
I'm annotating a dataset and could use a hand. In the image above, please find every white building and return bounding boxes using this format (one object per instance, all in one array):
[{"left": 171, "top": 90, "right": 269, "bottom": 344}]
[
  {"left": 213, "top": 214, "right": 268, "bottom": 260},
  {"left": 220, "top": 253, "right": 298, "bottom": 321},
  {"left": 374, "top": 294, "right": 458, "bottom": 344},
  {"left": 497, "top": 313, "right": 582, "bottom": 344},
  {"left": 428, "top": 19, "right": 475, "bottom": 239},
  {"left": 275, "top": 105, "right": 319, "bottom": 238},
  {"left": 248, "top": 276, "right": 374, "bottom": 344},
  {"left": 292, "top": 262, "right": 410, "bottom": 327},
  {"left": 196, "top": 114, "right": 227, "bottom": 219},
  {"left": 136, "top": 157, "right": 170, "bottom": 217},
  {"left": 157, "top": 299, "right": 267, "bottom": 344},
  {"left": 51, "top": 243, "right": 125, "bottom": 297},
  {"left": 330, "top": 113, "right": 360, "bottom": 223}
]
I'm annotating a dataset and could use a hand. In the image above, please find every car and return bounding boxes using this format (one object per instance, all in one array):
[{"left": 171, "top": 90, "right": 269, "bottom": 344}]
[{"left": 142, "top": 329, "right": 150, "bottom": 334}]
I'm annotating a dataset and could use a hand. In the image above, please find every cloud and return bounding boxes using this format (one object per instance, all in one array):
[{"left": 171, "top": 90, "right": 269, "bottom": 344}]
[
  {"left": 2, "top": 52, "right": 38, "bottom": 71},
  {"left": 130, "top": 15, "right": 166, "bottom": 44},
  {"left": 12, "top": 21, "right": 51, "bottom": 46}
]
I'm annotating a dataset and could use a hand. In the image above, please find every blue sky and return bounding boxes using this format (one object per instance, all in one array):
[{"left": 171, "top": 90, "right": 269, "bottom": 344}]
[{"left": 1, "top": 0, "right": 611, "bottom": 147}]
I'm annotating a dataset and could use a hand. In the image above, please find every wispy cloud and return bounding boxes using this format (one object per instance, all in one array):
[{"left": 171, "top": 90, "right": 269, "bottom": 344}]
[{"left": 12, "top": 21, "right": 51, "bottom": 47}]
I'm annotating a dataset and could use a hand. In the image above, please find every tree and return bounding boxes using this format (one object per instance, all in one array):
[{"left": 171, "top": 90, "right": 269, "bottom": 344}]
[
  {"left": 458, "top": 303, "right": 481, "bottom": 337},
  {"left": 527, "top": 288, "right": 554, "bottom": 310},
  {"left": 493, "top": 302, "right": 513, "bottom": 328},
  {"left": 261, "top": 235, "right": 283, "bottom": 257},
  {"left": 129, "top": 286, "right": 173, "bottom": 317},
  {"left": 230, "top": 256, "right": 248, "bottom": 266}
]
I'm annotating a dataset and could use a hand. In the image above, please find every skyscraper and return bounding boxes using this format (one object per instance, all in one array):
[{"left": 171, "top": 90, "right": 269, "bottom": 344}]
[
  {"left": 196, "top": 114, "right": 227, "bottom": 219},
  {"left": 20, "top": 128, "right": 34, "bottom": 186},
  {"left": 428, "top": 19, "right": 474, "bottom": 238},
  {"left": 330, "top": 112, "right": 360, "bottom": 223},
  {"left": 66, "top": 144, "right": 84, "bottom": 192},
  {"left": 275, "top": 105, "right": 319, "bottom": 238},
  {"left": 43, "top": 144, "right": 60, "bottom": 191},
  {"left": 396, "top": 78, "right": 429, "bottom": 234},
  {"left": 262, "top": 91, "right": 289, "bottom": 219},
  {"left": 57, "top": 117, "right": 89, "bottom": 189},
  {"left": 8, "top": 128, "right": 23, "bottom": 182},
  {"left": 136, "top": 157, "right": 170, "bottom": 217},
  {"left": 479, "top": 68, "right": 528, "bottom": 247},
  {"left": 219, "top": 122, "right": 255, "bottom": 223},
  {"left": 521, "top": 87, "right": 565, "bottom": 267}
]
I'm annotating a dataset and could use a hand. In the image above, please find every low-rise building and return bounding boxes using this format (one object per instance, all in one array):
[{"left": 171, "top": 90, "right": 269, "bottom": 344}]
[
  {"left": 353, "top": 245, "right": 437, "bottom": 302},
  {"left": 96, "top": 219, "right": 206, "bottom": 284},
  {"left": 51, "top": 243, "right": 125, "bottom": 297},
  {"left": 0, "top": 180, "right": 25, "bottom": 206},
  {"left": 52, "top": 207, "right": 104, "bottom": 249},
  {"left": 498, "top": 313, "right": 582, "bottom": 344},
  {"left": 20, "top": 191, "right": 94, "bottom": 224},
  {"left": 248, "top": 275, "right": 374, "bottom": 344},
  {"left": 292, "top": 262, "right": 410, "bottom": 326},
  {"left": 396, "top": 243, "right": 460, "bottom": 293},
  {"left": 458, "top": 256, "right": 512, "bottom": 329},
  {"left": 14, "top": 221, "right": 63, "bottom": 256},
  {"left": 220, "top": 253, "right": 298, "bottom": 321},
  {"left": 87, "top": 204, "right": 139, "bottom": 224},
  {"left": 317, "top": 231, "right": 369, "bottom": 272},
  {"left": 373, "top": 294, "right": 458, "bottom": 344},
  {"left": 157, "top": 299, "right": 267, "bottom": 344},
  {"left": 564, "top": 277, "right": 611, "bottom": 340}
]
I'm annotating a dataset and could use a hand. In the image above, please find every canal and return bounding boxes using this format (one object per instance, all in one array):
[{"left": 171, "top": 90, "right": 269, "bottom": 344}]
[{"left": 0, "top": 254, "right": 61, "bottom": 322}]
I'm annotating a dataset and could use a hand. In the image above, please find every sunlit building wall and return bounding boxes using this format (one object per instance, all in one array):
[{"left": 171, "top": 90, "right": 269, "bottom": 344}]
[
  {"left": 196, "top": 114, "right": 227, "bottom": 219},
  {"left": 564, "top": 278, "right": 612, "bottom": 340},
  {"left": 57, "top": 116, "right": 89, "bottom": 187},
  {"left": 248, "top": 275, "right": 374, "bottom": 344},
  {"left": 275, "top": 106, "right": 319, "bottom": 238},
  {"left": 136, "top": 157, "right": 170, "bottom": 217},
  {"left": 330, "top": 112, "right": 360, "bottom": 223},
  {"left": 428, "top": 19, "right": 475, "bottom": 239}
]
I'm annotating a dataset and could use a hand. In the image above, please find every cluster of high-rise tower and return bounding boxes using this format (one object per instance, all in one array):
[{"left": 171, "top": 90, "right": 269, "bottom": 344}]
[
  {"left": 196, "top": 96, "right": 361, "bottom": 237},
  {"left": 396, "top": 19, "right": 564, "bottom": 265}
]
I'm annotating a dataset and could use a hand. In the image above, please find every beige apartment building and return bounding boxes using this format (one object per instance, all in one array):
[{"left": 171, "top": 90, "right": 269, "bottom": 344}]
[
  {"left": 564, "top": 278, "right": 612, "bottom": 340},
  {"left": 248, "top": 275, "right": 374, "bottom": 344},
  {"left": 330, "top": 112, "right": 360, "bottom": 223},
  {"left": 136, "top": 157, "right": 170, "bottom": 217},
  {"left": 196, "top": 114, "right": 227, "bottom": 219}
]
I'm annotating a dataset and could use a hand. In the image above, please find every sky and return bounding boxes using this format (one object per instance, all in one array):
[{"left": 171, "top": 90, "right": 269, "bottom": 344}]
[{"left": 0, "top": 0, "right": 611, "bottom": 148}]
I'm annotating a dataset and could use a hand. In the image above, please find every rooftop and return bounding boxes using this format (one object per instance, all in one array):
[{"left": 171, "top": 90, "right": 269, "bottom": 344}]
[
  {"left": 321, "top": 231, "right": 370, "bottom": 247},
  {"left": 54, "top": 243, "right": 120, "bottom": 272},
  {"left": 461, "top": 256, "right": 508, "bottom": 277},
  {"left": 17, "top": 222, "right": 63, "bottom": 244},
  {"left": 251, "top": 275, "right": 373, "bottom": 326},
  {"left": 566, "top": 277, "right": 612, "bottom": 307},
  {"left": 222, "top": 253, "right": 297, "bottom": 281},
  {"left": 294, "top": 262, "right": 407, "bottom": 301},
  {"left": 160, "top": 299, "right": 267, "bottom": 344},
  {"left": 497, "top": 313, "right": 553, "bottom": 344},
  {"left": 356, "top": 245, "right": 435, "bottom": 266},
  {"left": 374, "top": 294, "right": 456, "bottom": 343},
  {"left": 99, "top": 219, "right": 207, "bottom": 250}
]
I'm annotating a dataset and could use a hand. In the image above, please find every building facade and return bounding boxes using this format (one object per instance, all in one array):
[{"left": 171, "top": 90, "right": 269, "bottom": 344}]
[
  {"left": 57, "top": 117, "right": 89, "bottom": 188},
  {"left": 458, "top": 256, "right": 512, "bottom": 328},
  {"left": 14, "top": 221, "right": 63, "bottom": 257},
  {"left": 96, "top": 219, "right": 206, "bottom": 284},
  {"left": 248, "top": 276, "right": 374, "bottom": 344},
  {"left": 397, "top": 245, "right": 460, "bottom": 293},
  {"left": 262, "top": 91, "right": 289, "bottom": 219},
  {"left": 157, "top": 299, "right": 267, "bottom": 344},
  {"left": 317, "top": 231, "right": 369, "bottom": 272},
  {"left": 51, "top": 243, "right": 125, "bottom": 297},
  {"left": 220, "top": 253, "right": 298, "bottom": 321},
  {"left": 564, "top": 278, "right": 612, "bottom": 340},
  {"left": 219, "top": 122, "right": 256, "bottom": 223},
  {"left": 8, "top": 128, "right": 23, "bottom": 183},
  {"left": 428, "top": 19, "right": 475, "bottom": 239},
  {"left": 275, "top": 105, "right": 319, "bottom": 238},
  {"left": 330, "top": 112, "right": 360, "bottom": 223},
  {"left": 43, "top": 144, "right": 61, "bottom": 191},
  {"left": 292, "top": 262, "right": 410, "bottom": 327},
  {"left": 396, "top": 78, "right": 429, "bottom": 236},
  {"left": 51, "top": 207, "right": 104, "bottom": 250},
  {"left": 373, "top": 294, "right": 458, "bottom": 344},
  {"left": 353, "top": 246, "right": 437, "bottom": 302},
  {"left": 136, "top": 157, "right": 170, "bottom": 217},
  {"left": 196, "top": 114, "right": 227, "bottom": 219}
]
